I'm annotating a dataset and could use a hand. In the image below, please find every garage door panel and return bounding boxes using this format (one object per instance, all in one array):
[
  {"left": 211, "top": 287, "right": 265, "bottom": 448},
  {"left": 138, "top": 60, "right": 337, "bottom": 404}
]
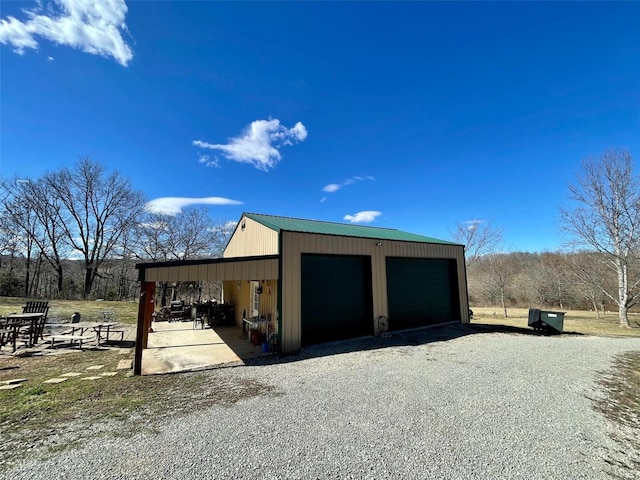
[
  {"left": 302, "top": 254, "right": 373, "bottom": 346},
  {"left": 386, "top": 257, "right": 460, "bottom": 331}
]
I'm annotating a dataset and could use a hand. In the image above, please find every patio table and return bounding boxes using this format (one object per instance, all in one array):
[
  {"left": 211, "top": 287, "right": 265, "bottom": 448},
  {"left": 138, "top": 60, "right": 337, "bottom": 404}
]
[
  {"left": 243, "top": 317, "right": 269, "bottom": 344},
  {"left": 0, "top": 313, "right": 44, "bottom": 352},
  {"left": 51, "top": 321, "right": 123, "bottom": 346}
]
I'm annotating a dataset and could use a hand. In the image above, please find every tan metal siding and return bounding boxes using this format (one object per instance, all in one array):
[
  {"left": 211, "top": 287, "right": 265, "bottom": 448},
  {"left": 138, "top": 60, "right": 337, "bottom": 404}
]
[
  {"left": 280, "top": 231, "right": 468, "bottom": 353},
  {"left": 223, "top": 216, "right": 279, "bottom": 258},
  {"left": 222, "top": 279, "right": 278, "bottom": 332},
  {"left": 142, "top": 258, "right": 279, "bottom": 282}
]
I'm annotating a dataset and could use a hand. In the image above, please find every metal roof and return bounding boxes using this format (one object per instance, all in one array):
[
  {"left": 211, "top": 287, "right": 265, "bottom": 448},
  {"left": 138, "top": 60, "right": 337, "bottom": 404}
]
[{"left": 244, "top": 213, "right": 459, "bottom": 245}]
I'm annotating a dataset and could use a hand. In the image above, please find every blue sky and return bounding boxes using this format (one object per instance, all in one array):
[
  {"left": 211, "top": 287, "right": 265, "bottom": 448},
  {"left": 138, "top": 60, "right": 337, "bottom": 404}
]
[{"left": 1, "top": 1, "right": 638, "bottom": 253}]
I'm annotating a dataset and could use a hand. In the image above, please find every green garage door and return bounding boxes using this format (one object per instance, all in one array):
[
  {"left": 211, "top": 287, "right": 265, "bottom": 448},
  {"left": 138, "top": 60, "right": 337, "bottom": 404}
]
[
  {"left": 386, "top": 257, "right": 460, "bottom": 331},
  {"left": 301, "top": 254, "right": 373, "bottom": 346}
]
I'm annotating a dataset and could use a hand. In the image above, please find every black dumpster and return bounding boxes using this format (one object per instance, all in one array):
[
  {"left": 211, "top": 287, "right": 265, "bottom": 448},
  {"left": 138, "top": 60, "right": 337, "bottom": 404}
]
[{"left": 528, "top": 308, "right": 565, "bottom": 334}]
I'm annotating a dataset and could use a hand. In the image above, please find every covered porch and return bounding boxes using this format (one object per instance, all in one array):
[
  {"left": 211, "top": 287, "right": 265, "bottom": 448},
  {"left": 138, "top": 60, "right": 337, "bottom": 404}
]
[{"left": 134, "top": 255, "right": 280, "bottom": 375}]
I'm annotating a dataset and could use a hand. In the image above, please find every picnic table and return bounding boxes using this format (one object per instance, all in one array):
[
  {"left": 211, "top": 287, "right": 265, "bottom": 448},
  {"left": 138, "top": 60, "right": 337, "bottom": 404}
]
[
  {"left": 0, "top": 313, "right": 46, "bottom": 352},
  {"left": 48, "top": 321, "right": 124, "bottom": 348}
]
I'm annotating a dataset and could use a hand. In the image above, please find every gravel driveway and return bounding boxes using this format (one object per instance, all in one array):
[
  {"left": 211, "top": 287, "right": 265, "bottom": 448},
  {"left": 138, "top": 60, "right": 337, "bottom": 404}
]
[{"left": 5, "top": 324, "right": 640, "bottom": 479}]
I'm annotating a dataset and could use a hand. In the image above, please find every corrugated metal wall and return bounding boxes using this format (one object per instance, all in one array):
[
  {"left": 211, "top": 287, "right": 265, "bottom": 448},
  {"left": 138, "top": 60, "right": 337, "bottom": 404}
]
[
  {"left": 222, "top": 279, "right": 278, "bottom": 329},
  {"left": 223, "top": 216, "right": 279, "bottom": 258},
  {"left": 141, "top": 258, "right": 279, "bottom": 283},
  {"left": 139, "top": 228, "right": 468, "bottom": 355},
  {"left": 280, "top": 231, "right": 468, "bottom": 353}
]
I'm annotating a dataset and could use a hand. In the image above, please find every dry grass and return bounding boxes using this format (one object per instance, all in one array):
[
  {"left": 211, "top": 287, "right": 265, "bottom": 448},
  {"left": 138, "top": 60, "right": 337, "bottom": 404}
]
[
  {"left": 470, "top": 306, "right": 640, "bottom": 337},
  {"left": 593, "top": 351, "right": 640, "bottom": 475},
  {"left": 0, "top": 296, "right": 276, "bottom": 469},
  {"left": 0, "top": 347, "right": 275, "bottom": 469},
  {"left": 0, "top": 296, "right": 139, "bottom": 325}
]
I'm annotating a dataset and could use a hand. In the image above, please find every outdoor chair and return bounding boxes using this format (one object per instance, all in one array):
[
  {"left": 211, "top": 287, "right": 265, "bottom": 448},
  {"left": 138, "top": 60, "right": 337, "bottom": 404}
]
[
  {"left": 21, "top": 301, "right": 49, "bottom": 341},
  {"left": 22, "top": 300, "right": 49, "bottom": 317},
  {"left": 0, "top": 316, "right": 8, "bottom": 349}
]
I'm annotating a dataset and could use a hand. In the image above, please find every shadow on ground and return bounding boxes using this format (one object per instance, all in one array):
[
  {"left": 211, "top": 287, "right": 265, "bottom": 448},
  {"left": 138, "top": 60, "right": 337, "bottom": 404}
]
[{"left": 242, "top": 322, "right": 584, "bottom": 368}]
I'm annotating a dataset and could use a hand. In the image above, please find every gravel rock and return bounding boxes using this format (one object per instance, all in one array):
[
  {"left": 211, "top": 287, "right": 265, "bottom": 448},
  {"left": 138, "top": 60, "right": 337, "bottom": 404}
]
[{"left": 4, "top": 325, "right": 639, "bottom": 479}]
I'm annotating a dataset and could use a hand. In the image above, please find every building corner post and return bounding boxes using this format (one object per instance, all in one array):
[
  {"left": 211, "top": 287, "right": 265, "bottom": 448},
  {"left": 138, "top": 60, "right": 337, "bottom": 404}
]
[{"left": 134, "top": 280, "right": 155, "bottom": 376}]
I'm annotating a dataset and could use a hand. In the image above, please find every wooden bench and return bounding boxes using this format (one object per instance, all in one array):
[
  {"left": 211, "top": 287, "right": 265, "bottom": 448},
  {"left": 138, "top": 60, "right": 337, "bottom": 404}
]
[{"left": 49, "top": 334, "right": 94, "bottom": 349}]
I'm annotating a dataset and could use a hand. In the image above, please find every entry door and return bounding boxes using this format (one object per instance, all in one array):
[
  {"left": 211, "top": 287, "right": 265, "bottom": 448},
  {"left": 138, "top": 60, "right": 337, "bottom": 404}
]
[
  {"left": 301, "top": 254, "right": 373, "bottom": 346},
  {"left": 250, "top": 281, "right": 260, "bottom": 317}
]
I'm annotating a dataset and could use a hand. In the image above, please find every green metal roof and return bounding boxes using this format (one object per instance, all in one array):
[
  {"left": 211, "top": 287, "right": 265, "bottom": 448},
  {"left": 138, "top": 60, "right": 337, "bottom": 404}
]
[{"left": 244, "top": 213, "right": 459, "bottom": 245}]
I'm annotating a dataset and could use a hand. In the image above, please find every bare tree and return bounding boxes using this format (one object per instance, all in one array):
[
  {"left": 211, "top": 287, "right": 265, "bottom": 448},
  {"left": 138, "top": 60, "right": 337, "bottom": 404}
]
[
  {"left": 0, "top": 206, "right": 22, "bottom": 294},
  {"left": 482, "top": 253, "right": 514, "bottom": 317},
  {"left": 133, "top": 209, "right": 232, "bottom": 262},
  {"left": 454, "top": 219, "right": 503, "bottom": 268},
  {"left": 560, "top": 148, "right": 640, "bottom": 327},
  {"left": 132, "top": 209, "right": 234, "bottom": 306},
  {"left": 44, "top": 158, "right": 146, "bottom": 299},
  {"left": 566, "top": 251, "right": 612, "bottom": 319},
  {"left": 1, "top": 177, "right": 69, "bottom": 296}
]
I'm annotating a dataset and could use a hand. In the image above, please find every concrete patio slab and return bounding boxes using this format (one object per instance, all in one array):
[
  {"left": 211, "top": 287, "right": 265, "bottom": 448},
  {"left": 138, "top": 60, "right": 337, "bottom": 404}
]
[
  {"left": 43, "top": 377, "right": 68, "bottom": 384},
  {"left": 141, "top": 321, "right": 270, "bottom": 375},
  {"left": 1, "top": 378, "right": 27, "bottom": 384},
  {"left": 86, "top": 365, "right": 105, "bottom": 370},
  {"left": 0, "top": 384, "right": 22, "bottom": 390}
]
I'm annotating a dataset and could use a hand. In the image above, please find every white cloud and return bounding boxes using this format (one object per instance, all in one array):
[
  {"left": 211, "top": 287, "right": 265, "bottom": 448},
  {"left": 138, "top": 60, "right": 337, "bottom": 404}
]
[
  {"left": 463, "top": 219, "right": 483, "bottom": 231},
  {"left": 322, "top": 176, "right": 375, "bottom": 194},
  {"left": 198, "top": 153, "right": 219, "bottom": 168},
  {"left": 322, "top": 184, "right": 341, "bottom": 193},
  {"left": 193, "top": 118, "right": 308, "bottom": 171},
  {"left": 221, "top": 220, "right": 238, "bottom": 235},
  {"left": 0, "top": 0, "right": 133, "bottom": 66},
  {"left": 343, "top": 211, "right": 382, "bottom": 224},
  {"left": 145, "top": 197, "right": 243, "bottom": 216}
]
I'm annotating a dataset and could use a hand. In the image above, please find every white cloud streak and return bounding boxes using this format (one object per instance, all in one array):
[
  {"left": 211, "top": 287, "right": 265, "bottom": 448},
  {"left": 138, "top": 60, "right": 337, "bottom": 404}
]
[
  {"left": 462, "top": 219, "right": 487, "bottom": 232},
  {"left": 198, "top": 153, "right": 219, "bottom": 168},
  {"left": 145, "top": 197, "right": 243, "bottom": 216},
  {"left": 343, "top": 211, "right": 382, "bottom": 224},
  {"left": 322, "top": 176, "right": 374, "bottom": 193},
  {"left": 221, "top": 220, "right": 238, "bottom": 235},
  {"left": 193, "top": 118, "right": 308, "bottom": 171},
  {"left": 0, "top": 0, "right": 133, "bottom": 66}
]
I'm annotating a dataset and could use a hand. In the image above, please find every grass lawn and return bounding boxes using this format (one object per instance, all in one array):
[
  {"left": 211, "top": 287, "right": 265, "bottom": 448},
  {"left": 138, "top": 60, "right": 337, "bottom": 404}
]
[
  {"left": 470, "top": 306, "right": 640, "bottom": 337},
  {"left": 593, "top": 351, "right": 640, "bottom": 473},
  {"left": 0, "top": 346, "right": 274, "bottom": 469},
  {"left": 0, "top": 296, "right": 139, "bottom": 325}
]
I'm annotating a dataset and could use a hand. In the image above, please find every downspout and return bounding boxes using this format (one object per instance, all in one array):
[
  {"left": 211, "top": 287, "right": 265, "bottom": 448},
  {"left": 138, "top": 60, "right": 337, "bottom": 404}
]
[{"left": 277, "top": 231, "right": 283, "bottom": 354}]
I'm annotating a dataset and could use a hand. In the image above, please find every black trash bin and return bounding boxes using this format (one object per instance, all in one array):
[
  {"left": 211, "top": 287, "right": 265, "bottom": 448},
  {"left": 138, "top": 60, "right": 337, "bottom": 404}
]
[{"left": 528, "top": 308, "right": 565, "bottom": 333}]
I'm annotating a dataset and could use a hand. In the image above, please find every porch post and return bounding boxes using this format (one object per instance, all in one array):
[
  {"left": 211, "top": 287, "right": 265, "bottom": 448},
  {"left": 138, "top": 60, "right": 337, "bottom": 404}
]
[{"left": 134, "top": 281, "right": 155, "bottom": 376}]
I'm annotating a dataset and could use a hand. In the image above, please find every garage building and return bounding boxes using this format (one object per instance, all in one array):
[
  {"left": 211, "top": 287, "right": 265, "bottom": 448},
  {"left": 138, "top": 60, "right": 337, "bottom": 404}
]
[{"left": 134, "top": 213, "right": 469, "bottom": 374}]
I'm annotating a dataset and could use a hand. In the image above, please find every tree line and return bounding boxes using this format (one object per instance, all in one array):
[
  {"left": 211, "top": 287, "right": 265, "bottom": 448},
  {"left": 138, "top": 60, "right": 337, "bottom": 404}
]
[
  {"left": 458, "top": 148, "right": 640, "bottom": 328},
  {"left": 0, "top": 157, "right": 233, "bottom": 300},
  {"left": 1, "top": 149, "right": 638, "bottom": 328}
]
